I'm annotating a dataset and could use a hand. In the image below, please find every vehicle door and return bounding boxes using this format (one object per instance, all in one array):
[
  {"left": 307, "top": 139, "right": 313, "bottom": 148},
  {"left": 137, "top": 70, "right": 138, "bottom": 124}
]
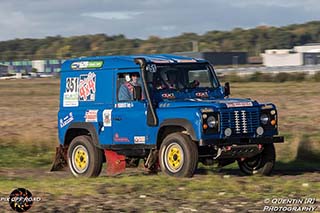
[{"left": 111, "top": 71, "right": 148, "bottom": 145}]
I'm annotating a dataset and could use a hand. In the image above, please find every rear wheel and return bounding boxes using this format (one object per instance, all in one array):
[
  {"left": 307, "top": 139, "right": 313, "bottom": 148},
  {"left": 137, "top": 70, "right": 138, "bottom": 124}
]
[
  {"left": 159, "top": 133, "right": 198, "bottom": 177},
  {"left": 68, "top": 135, "right": 103, "bottom": 177},
  {"left": 237, "top": 144, "right": 276, "bottom": 176}
]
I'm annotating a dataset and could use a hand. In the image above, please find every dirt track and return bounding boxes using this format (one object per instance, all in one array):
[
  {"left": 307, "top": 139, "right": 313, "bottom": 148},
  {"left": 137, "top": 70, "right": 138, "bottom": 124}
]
[{"left": 0, "top": 168, "right": 319, "bottom": 213}]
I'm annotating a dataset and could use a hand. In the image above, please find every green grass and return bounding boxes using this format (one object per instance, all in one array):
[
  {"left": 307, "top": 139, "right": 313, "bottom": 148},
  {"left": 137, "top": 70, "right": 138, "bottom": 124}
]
[
  {"left": 0, "top": 173, "right": 318, "bottom": 199},
  {"left": 0, "top": 140, "right": 54, "bottom": 168}
]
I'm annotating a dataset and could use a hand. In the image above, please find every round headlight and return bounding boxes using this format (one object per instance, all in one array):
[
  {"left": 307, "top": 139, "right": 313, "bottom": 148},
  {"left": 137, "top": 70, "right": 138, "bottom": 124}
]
[
  {"left": 207, "top": 116, "right": 217, "bottom": 128},
  {"left": 260, "top": 114, "right": 269, "bottom": 125}
]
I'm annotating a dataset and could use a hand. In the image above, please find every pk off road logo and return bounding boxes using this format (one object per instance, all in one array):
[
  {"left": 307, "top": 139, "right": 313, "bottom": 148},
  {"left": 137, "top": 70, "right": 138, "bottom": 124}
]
[{"left": 3, "top": 188, "right": 41, "bottom": 212}]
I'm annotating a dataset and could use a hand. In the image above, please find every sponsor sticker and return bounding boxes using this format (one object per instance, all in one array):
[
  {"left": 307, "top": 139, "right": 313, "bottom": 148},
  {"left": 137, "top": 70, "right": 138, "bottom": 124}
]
[
  {"left": 134, "top": 136, "right": 146, "bottom": 144},
  {"left": 226, "top": 102, "right": 253, "bottom": 108},
  {"left": 71, "top": 61, "right": 103, "bottom": 70},
  {"left": 162, "top": 93, "right": 175, "bottom": 99},
  {"left": 60, "top": 112, "right": 74, "bottom": 128},
  {"left": 114, "top": 102, "right": 134, "bottom": 108},
  {"left": 85, "top": 110, "right": 98, "bottom": 122},
  {"left": 63, "top": 93, "right": 78, "bottom": 107},
  {"left": 103, "top": 109, "right": 112, "bottom": 127},
  {"left": 195, "top": 92, "right": 209, "bottom": 98},
  {"left": 113, "top": 133, "right": 130, "bottom": 142},
  {"left": 79, "top": 72, "right": 96, "bottom": 101}
]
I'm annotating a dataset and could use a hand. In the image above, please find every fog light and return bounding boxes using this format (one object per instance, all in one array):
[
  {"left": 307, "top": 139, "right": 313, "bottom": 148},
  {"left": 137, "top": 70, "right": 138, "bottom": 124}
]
[
  {"left": 224, "top": 128, "right": 232, "bottom": 137},
  {"left": 256, "top": 127, "right": 264, "bottom": 136}
]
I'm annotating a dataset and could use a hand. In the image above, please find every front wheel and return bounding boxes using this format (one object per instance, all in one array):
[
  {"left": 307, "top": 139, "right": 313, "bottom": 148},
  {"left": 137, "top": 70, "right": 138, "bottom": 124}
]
[
  {"left": 237, "top": 144, "right": 276, "bottom": 176},
  {"left": 68, "top": 135, "right": 103, "bottom": 177},
  {"left": 159, "top": 133, "right": 198, "bottom": 177}
]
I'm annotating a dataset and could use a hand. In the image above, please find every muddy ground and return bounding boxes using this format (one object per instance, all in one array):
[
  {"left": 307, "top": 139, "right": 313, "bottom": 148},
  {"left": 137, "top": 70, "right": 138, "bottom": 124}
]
[{"left": 0, "top": 167, "right": 319, "bottom": 213}]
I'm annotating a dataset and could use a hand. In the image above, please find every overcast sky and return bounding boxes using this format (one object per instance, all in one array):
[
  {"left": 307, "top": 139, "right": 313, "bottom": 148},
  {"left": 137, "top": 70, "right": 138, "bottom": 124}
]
[{"left": 0, "top": 0, "right": 319, "bottom": 41}]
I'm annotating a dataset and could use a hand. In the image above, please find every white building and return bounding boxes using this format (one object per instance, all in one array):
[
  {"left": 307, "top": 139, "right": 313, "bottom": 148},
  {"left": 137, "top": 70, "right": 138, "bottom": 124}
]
[
  {"left": 294, "top": 43, "right": 320, "bottom": 53},
  {"left": 261, "top": 43, "right": 320, "bottom": 67},
  {"left": 32, "top": 60, "right": 46, "bottom": 72}
]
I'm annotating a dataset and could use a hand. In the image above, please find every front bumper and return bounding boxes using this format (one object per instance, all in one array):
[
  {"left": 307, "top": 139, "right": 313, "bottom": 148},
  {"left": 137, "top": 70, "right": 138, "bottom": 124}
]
[{"left": 199, "top": 136, "right": 284, "bottom": 146}]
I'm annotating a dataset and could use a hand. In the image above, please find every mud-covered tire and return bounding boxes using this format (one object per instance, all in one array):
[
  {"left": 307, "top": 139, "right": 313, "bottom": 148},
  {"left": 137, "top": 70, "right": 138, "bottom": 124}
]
[
  {"left": 237, "top": 144, "right": 276, "bottom": 176},
  {"left": 67, "top": 135, "right": 103, "bottom": 177},
  {"left": 159, "top": 133, "right": 198, "bottom": 177}
]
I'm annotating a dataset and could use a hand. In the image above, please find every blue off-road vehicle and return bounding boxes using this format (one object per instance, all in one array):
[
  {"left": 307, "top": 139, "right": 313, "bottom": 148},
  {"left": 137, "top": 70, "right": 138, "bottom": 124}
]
[{"left": 51, "top": 54, "right": 284, "bottom": 177}]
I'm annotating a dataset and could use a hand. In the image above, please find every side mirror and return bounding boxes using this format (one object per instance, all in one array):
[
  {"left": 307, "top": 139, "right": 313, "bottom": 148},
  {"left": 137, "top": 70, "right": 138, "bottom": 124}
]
[
  {"left": 224, "top": 82, "right": 230, "bottom": 97},
  {"left": 133, "top": 86, "right": 142, "bottom": 100}
]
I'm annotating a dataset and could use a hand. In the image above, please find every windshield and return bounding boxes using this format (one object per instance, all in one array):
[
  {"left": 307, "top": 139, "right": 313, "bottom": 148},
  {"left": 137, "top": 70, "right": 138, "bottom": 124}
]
[{"left": 149, "top": 63, "right": 219, "bottom": 91}]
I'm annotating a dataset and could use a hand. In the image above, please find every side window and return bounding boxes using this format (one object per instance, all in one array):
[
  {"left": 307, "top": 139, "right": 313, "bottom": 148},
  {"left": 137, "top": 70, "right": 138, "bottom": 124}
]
[{"left": 117, "top": 72, "right": 142, "bottom": 102}]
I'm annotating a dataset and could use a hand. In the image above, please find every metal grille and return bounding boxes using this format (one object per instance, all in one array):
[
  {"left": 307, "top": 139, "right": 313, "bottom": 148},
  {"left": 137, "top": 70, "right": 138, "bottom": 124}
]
[{"left": 220, "top": 108, "right": 259, "bottom": 136}]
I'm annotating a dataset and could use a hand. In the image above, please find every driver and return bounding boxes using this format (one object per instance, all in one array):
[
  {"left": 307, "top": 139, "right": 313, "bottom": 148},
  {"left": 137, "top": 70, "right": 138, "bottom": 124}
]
[
  {"left": 118, "top": 73, "right": 141, "bottom": 101},
  {"left": 156, "top": 70, "right": 180, "bottom": 89},
  {"left": 166, "top": 71, "right": 178, "bottom": 89}
]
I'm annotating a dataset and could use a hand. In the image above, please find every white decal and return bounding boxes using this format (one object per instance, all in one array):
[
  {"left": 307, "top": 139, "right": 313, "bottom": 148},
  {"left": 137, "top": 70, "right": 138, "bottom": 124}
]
[
  {"left": 114, "top": 102, "right": 134, "bottom": 108},
  {"left": 63, "top": 92, "right": 79, "bottom": 107},
  {"left": 134, "top": 136, "right": 146, "bottom": 144},
  {"left": 176, "top": 59, "right": 197, "bottom": 63},
  {"left": 85, "top": 110, "right": 98, "bottom": 122},
  {"left": 64, "top": 77, "right": 79, "bottom": 107},
  {"left": 226, "top": 102, "right": 253, "bottom": 108},
  {"left": 103, "top": 109, "right": 112, "bottom": 127},
  {"left": 60, "top": 112, "right": 74, "bottom": 128},
  {"left": 146, "top": 64, "right": 157, "bottom": 72},
  {"left": 72, "top": 61, "right": 89, "bottom": 69}
]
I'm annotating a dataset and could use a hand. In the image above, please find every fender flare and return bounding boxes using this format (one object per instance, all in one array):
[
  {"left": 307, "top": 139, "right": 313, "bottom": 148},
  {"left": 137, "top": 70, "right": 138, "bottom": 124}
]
[
  {"left": 65, "top": 122, "right": 101, "bottom": 148},
  {"left": 159, "top": 118, "right": 198, "bottom": 141}
]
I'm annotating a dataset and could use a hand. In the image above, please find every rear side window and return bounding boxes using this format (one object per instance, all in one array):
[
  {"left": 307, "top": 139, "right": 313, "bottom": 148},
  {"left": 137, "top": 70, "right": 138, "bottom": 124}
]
[{"left": 117, "top": 72, "right": 142, "bottom": 102}]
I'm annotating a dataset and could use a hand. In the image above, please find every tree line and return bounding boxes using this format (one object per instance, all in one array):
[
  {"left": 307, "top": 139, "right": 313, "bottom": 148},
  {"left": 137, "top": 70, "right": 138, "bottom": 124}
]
[{"left": 0, "top": 21, "right": 319, "bottom": 61}]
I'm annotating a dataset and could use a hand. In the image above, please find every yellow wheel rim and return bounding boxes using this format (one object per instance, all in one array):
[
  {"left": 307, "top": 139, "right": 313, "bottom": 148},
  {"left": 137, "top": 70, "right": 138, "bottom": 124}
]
[
  {"left": 165, "top": 143, "right": 184, "bottom": 172},
  {"left": 72, "top": 145, "right": 89, "bottom": 174}
]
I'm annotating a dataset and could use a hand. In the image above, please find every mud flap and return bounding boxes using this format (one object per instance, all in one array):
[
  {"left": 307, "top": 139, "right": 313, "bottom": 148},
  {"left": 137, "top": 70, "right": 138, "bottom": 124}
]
[
  {"left": 105, "top": 150, "right": 126, "bottom": 176},
  {"left": 50, "top": 145, "right": 68, "bottom": 171}
]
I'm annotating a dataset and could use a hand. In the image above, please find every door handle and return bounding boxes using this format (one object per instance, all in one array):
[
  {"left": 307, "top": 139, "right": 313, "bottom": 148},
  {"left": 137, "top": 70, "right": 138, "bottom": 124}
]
[{"left": 114, "top": 117, "right": 122, "bottom": 121}]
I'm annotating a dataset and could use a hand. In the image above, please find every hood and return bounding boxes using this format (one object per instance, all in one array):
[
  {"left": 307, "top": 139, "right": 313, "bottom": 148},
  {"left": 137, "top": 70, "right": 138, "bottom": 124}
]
[{"left": 158, "top": 98, "right": 259, "bottom": 109}]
